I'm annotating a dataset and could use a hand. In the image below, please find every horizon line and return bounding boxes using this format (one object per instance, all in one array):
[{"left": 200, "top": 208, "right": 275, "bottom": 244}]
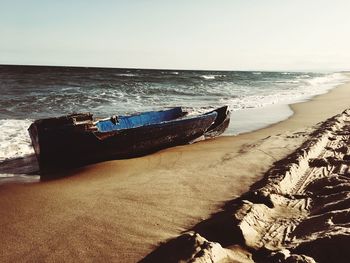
[{"left": 0, "top": 63, "right": 344, "bottom": 73}]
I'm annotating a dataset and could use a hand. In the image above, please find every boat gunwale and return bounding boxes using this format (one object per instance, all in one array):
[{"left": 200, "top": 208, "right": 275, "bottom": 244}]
[{"left": 92, "top": 111, "right": 218, "bottom": 140}]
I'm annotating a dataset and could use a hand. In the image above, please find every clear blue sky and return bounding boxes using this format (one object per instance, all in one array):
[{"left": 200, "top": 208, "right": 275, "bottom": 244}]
[{"left": 1, "top": 0, "right": 349, "bottom": 71}]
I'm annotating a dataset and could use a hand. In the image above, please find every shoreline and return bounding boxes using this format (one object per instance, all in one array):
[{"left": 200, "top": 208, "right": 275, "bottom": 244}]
[
  {"left": 1, "top": 80, "right": 350, "bottom": 262},
  {"left": 230, "top": 76, "right": 350, "bottom": 138},
  {"left": 228, "top": 103, "right": 293, "bottom": 135},
  {"left": 226, "top": 73, "right": 349, "bottom": 136}
]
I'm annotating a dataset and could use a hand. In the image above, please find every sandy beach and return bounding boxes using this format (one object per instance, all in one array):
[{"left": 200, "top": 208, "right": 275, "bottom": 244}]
[{"left": 1, "top": 79, "right": 350, "bottom": 262}]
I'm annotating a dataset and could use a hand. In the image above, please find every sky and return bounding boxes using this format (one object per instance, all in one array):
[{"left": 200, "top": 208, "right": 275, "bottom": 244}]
[{"left": 1, "top": 0, "right": 349, "bottom": 71}]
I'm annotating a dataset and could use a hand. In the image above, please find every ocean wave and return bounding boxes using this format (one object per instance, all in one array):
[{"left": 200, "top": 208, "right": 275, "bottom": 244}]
[
  {"left": 115, "top": 73, "right": 138, "bottom": 77},
  {"left": 184, "top": 106, "right": 218, "bottom": 116},
  {"left": 0, "top": 119, "right": 34, "bottom": 161},
  {"left": 0, "top": 174, "right": 40, "bottom": 184},
  {"left": 201, "top": 75, "right": 216, "bottom": 80},
  {"left": 219, "top": 72, "right": 349, "bottom": 111},
  {"left": 304, "top": 72, "right": 347, "bottom": 87},
  {"left": 201, "top": 74, "right": 226, "bottom": 80},
  {"left": 275, "top": 80, "right": 300, "bottom": 84},
  {"left": 296, "top": 74, "right": 311, "bottom": 78}
]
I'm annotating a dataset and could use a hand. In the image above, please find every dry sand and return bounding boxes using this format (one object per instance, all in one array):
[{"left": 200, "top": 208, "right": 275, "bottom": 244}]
[{"left": 1, "top": 80, "right": 350, "bottom": 262}]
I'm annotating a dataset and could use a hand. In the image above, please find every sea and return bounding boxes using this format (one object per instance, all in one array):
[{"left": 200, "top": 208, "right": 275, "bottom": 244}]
[{"left": 0, "top": 65, "right": 348, "bottom": 182}]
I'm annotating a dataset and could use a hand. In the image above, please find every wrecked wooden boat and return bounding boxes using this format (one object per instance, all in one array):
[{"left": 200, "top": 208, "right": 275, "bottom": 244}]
[{"left": 28, "top": 106, "right": 230, "bottom": 179}]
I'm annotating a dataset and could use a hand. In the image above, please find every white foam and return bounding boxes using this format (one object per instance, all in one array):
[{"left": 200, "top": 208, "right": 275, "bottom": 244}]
[
  {"left": 201, "top": 75, "right": 216, "bottom": 80},
  {"left": 221, "top": 72, "right": 349, "bottom": 112},
  {"left": 201, "top": 74, "right": 226, "bottom": 80},
  {"left": 184, "top": 106, "right": 217, "bottom": 116},
  {"left": 0, "top": 119, "right": 34, "bottom": 161},
  {"left": 116, "top": 73, "right": 137, "bottom": 77},
  {"left": 299, "top": 72, "right": 349, "bottom": 98},
  {"left": 218, "top": 72, "right": 349, "bottom": 135}
]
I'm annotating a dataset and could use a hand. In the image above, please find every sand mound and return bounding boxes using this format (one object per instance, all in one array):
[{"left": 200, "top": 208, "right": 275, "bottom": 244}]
[
  {"left": 140, "top": 232, "right": 231, "bottom": 263},
  {"left": 143, "top": 109, "right": 350, "bottom": 263}
]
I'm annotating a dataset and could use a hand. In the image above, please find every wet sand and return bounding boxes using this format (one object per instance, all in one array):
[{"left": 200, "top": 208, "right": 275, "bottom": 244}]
[{"left": 1, "top": 80, "right": 350, "bottom": 262}]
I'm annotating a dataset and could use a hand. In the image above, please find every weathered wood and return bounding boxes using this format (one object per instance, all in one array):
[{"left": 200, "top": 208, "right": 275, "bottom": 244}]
[{"left": 28, "top": 107, "right": 230, "bottom": 179}]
